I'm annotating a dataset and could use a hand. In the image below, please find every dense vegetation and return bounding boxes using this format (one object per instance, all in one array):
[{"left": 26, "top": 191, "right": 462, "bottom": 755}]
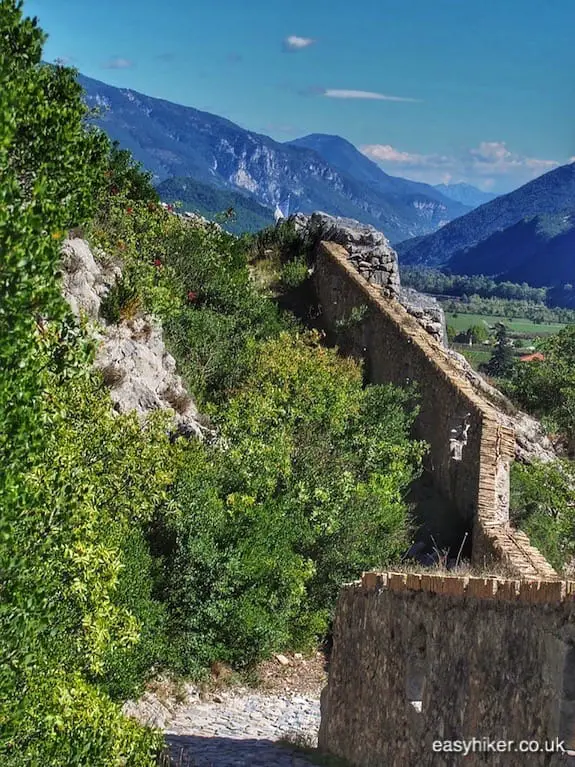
[
  {"left": 155, "top": 176, "right": 275, "bottom": 235},
  {"left": 504, "top": 327, "right": 575, "bottom": 454},
  {"left": 400, "top": 267, "right": 548, "bottom": 303},
  {"left": 1, "top": 3, "right": 425, "bottom": 762},
  {"left": 1, "top": 4, "right": 167, "bottom": 763},
  {"left": 90, "top": 185, "right": 426, "bottom": 672},
  {"left": 510, "top": 459, "right": 575, "bottom": 572}
]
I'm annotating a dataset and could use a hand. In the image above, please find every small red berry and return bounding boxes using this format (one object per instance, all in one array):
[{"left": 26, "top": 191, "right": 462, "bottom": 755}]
[
  {"left": 153, "top": 259, "right": 162, "bottom": 268},
  {"left": 187, "top": 290, "right": 198, "bottom": 302}
]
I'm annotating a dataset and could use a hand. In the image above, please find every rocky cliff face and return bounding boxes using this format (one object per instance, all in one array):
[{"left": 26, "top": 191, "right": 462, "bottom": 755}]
[
  {"left": 60, "top": 237, "right": 205, "bottom": 439},
  {"left": 78, "top": 73, "right": 468, "bottom": 244},
  {"left": 290, "top": 212, "right": 446, "bottom": 344}
]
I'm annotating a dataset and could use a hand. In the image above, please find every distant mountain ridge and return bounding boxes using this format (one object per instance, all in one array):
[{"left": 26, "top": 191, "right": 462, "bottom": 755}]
[
  {"left": 287, "top": 133, "right": 470, "bottom": 233},
  {"left": 397, "top": 163, "right": 575, "bottom": 267},
  {"left": 447, "top": 210, "right": 575, "bottom": 287},
  {"left": 78, "top": 73, "right": 468, "bottom": 243},
  {"left": 434, "top": 182, "right": 498, "bottom": 209},
  {"left": 288, "top": 134, "right": 460, "bottom": 204}
]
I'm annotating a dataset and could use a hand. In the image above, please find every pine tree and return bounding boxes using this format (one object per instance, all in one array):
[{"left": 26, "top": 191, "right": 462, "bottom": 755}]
[{"left": 485, "top": 322, "right": 514, "bottom": 378}]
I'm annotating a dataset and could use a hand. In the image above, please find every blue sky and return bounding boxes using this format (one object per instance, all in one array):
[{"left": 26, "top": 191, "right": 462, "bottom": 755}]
[{"left": 25, "top": 0, "right": 575, "bottom": 192}]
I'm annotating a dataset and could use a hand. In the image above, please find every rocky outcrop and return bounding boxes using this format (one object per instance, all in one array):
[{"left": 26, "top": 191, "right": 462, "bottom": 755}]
[
  {"left": 398, "top": 286, "right": 446, "bottom": 346},
  {"left": 61, "top": 237, "right": 121, "bottom": 320},
  {"left": 290, "top": 211, "right": 400, "bottom": 297},
  {"left": 60, "top": 236, "right": 205, "bottom": 439},
  {"left": 445, "top": 347, "right": 556, "bottom": 464},
  {"left": 289, "top": 211, "right": 446, "bottom": 344},
  {"left": 95, "top": 318, "right": 203, "bottom": 438}
]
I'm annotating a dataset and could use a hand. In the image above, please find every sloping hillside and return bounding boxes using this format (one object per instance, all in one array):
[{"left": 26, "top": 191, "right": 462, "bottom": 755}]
[
  {"left": 79, "top": 73, "right": 467, "bottom": 243},
  {"left": 287, "top": 133, "right": 469, "bottom": 226},
  {"left": 447, "top": 211, "right": 575, "bottom": 286},
  {"left": 396, "top": 163, "right": 575, "bottom": 266},
  {"left": 155, "top": 176, "right": 275, "bottom": 234}
]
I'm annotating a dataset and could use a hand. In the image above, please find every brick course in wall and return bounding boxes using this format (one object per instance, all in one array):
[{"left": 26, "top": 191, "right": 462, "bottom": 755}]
[{"left": 314, "top": 241, "right": 556, "bottom": 579}]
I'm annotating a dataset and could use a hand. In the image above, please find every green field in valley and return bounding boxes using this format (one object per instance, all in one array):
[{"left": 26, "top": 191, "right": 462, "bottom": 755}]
[
  {"left": 451, "top": 344, "right": 492, "bottom": 367},
  {"left": 445, "top": 312, "right": 566, "bottom": 337}
]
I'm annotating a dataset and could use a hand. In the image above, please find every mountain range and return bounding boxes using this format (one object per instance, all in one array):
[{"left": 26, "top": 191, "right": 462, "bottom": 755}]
[
  {"left": 78, "top": 73, "right": 469, "bottom": 243},
  {"left": 433, "top": 182, "right": 497, "bottom": 209},
  {"left": 447, "top": 210, "right": 575, "bottom": 287},
  {"left": 397, "top": 163, "right": 575, "bottom": 281}
]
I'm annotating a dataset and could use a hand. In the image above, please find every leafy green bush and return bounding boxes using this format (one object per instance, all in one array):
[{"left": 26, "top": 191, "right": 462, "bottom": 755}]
[
  {"left": 254, "top": 220, "right": 308, "bottom": 264},
  {"left": 504, "top": 326, "right": 575, "bottom": 450},
  {"left": 510, "top": 460, "right": 575, "bottom": 571},
  {"left": 6, "top": 671, "right": 162, "bottom": 767},
  {"left": 100, "top": 273, "right": 141, "bottom": 324},
  {"left": 157, "top": 332, "right": 424, "bottom": 670},
  {"left": 0, "top": 3, "right": 174, "bottom": 762},
  {"left": 280, "top": 257, "right": 309, "bottom": 290},
  {"left": 105, "top": 141, "right": 159, "bottom": 205}
]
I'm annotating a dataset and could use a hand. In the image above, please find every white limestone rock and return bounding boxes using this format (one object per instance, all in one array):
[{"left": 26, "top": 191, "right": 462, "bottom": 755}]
[
  {"left": 60, "top": 237, "right": 206, "bottom": 440},
  {"left": 60, "top": 237, "right": 121, "bottom": 320}
]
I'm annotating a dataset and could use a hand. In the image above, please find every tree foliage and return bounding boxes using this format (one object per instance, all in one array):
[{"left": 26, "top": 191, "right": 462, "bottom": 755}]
[
  {"left": 482, "top": 323, "right": 514, "bottom": 379},
  {"left": 157, "top": 333, "right": 424, "bottom": 670},
  {"left": 1, "top": 3, "right": 170, "bottom": 762},
  {"left": 510, "top": 460, "right": 575, "bottom": 571},
  {"left": 505, "top": 326, "right": 575, "bottom": 450}
]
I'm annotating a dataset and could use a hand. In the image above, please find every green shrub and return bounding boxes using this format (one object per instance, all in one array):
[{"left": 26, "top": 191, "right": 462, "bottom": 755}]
[
  {"left": 254, "top": 220, "right": 305, "bottom": 263},
  {"left": 280, "top": 257, "right": 309, "bottom": 290},
  {"left": 4, "top": 671, "right": 162, "bottom": 767},
  {"left": 510, "top": 460, "right": 575, "bottom": 571},
  {"left": 157, "top": 332, "right": 424, "bottom": 670},
  {"left": 504, "top": 326, "right": 575, "bottom": 451},
  {"left": 100, "top": 274, "right": 140, "bottom": 324},
  {"left": 0, "top": 3, "right": 173, "bottom": 762}
]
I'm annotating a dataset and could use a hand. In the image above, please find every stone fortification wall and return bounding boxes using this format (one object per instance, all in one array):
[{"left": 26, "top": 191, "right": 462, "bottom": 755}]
[
  {"left": 290, "top": 212, "right": 446, "bottom": 345},
  {"left": 313, "top": 241, "right": 555, "bottom": 578},
  {"left": 319, "top": 571, "right": 575, "bottom": 766}
]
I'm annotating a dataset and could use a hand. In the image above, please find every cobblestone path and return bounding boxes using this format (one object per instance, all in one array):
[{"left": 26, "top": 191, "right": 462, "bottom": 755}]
[{"left": 127, "top": 689, "right": 322, "bottom": 766}]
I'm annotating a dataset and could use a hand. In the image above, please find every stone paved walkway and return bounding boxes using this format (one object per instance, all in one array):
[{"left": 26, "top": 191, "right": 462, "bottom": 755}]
[
  {"left": 164, "top": 692, "right": 321, "bottom": 766},
  {"left": 126, "top": 687, "right": 321, "bottom": 767}
]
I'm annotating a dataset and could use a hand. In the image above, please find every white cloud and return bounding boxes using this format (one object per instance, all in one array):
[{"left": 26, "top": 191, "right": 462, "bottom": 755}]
[
  {"left": 361, "top": 144, "right": 448, "bottom": 165},
  {"left": 283, "top": 35, "right": 315, "bottom": 51},
  {"left": 360, "top": 140, "right": 562, "bottom": 191},
  {"left": 102, "top": 57, "right": 133, "bottom": 70},
  {"left": 468, "top": 141, "right": 558, "bottom": 176},
  {"left": 323, "top": 89, "right": 420, "bottom": 103}
]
